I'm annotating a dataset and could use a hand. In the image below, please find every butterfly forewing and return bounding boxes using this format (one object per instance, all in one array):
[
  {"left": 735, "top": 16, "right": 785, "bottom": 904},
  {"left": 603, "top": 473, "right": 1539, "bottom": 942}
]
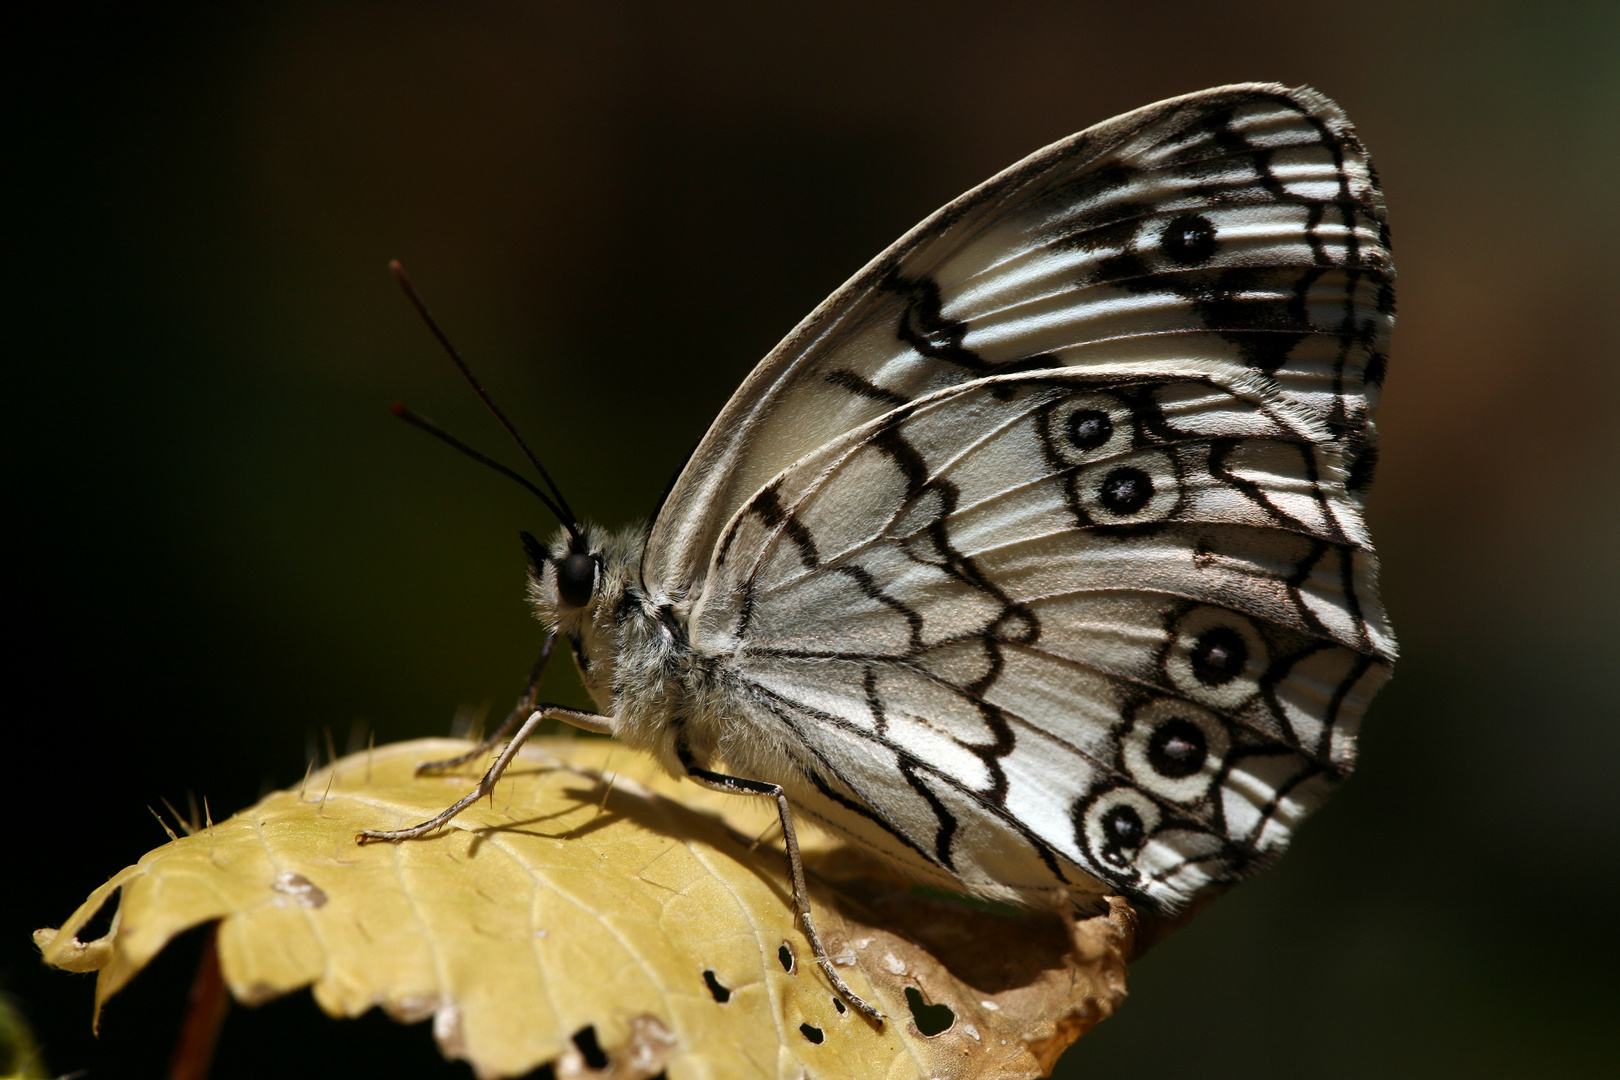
[{"left": 645, "top": 83, "right": 1393, "bottom": 598}]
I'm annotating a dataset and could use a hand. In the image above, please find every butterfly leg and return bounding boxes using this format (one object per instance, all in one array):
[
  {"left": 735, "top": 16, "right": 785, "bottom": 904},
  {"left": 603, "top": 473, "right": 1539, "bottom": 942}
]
[
  {"left": 414, "top": 632, "right": 559, "bottom": 776},
  {"left": 684, "top": 763, "right": 885, "bottom": 1023},
  {"left": 356, "top": 702, "right": 613, "bottom": 843}
]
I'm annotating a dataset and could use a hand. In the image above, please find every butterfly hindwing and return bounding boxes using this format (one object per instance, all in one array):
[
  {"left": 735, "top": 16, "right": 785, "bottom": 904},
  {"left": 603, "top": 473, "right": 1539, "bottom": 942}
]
[{"left": 688, "top": 367, "right": 1391, "bottom": 909}]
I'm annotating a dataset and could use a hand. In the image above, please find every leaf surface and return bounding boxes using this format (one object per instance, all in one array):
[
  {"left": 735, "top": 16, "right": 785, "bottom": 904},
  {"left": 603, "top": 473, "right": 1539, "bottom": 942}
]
[{"left": 38, "top": 737, "right": 1137, "bottom": 1079}]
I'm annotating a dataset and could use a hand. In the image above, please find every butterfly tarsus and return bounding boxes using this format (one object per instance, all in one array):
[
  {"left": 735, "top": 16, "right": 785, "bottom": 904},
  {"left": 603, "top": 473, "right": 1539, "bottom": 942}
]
[
  {"left": 355, "top": 701, "right": 613, "bottom": 845},
  {"left": 684, "top": 764, "right": 885, "bottom": 1024},
  {"left": 357, "top": 677, "right": 887, "bottom": 1022}
]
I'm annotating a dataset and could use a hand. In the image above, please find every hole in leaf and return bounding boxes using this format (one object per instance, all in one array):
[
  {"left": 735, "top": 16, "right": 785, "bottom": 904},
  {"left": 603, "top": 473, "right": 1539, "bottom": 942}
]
[
  {"left": 778, "top": 942, "right": 795, "bottom": 972},
  {"left": 69, "top": 888, "right": 122, "bottom": 944},
  {"left": 832, "top": 996, "right": 847, "bottom": 1014},
  {"left": 799, "top": 1022, "right": 824, "bottom": 1044},
  {"left": 571, "top": 1025, "right": 610, "bottom": 1071},
  {"left": 703, "top": 969, "right": 731, "bottom": 1003},
  {"left": 904, "top": 986, "right": 955, "bottom": 1036}
]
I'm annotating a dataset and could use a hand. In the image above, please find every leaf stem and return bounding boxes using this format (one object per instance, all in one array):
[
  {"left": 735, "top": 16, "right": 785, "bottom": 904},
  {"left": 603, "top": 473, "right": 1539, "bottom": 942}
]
[{"left": 166, "top": 924, "right": 229, "bottom": 1080}]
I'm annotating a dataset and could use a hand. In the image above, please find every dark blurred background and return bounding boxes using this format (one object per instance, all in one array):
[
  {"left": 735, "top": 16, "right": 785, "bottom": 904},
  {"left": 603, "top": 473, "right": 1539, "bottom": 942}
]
[{"left": 8, "top": 2, "right": 1616, "bottom": 1077}]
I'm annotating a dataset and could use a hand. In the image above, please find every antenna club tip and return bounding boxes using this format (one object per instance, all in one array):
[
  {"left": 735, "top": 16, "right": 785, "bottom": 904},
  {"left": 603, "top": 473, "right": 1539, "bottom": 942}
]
[
  {"left": 389, "top": 401, "right": 407, "bottom": 417},
  {"left": 388, "top": 259, "right": 404, "bottom": 273}
]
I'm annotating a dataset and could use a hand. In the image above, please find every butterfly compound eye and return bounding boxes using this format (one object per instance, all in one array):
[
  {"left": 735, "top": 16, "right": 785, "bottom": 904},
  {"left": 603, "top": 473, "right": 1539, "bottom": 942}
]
[{"left": 555, "top": 553, "right": 597, "bottom": 609}]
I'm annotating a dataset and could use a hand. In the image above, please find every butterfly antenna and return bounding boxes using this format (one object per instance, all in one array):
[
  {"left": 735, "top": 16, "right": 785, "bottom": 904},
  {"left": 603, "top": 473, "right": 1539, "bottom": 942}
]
[
  {"left": 390, "top": 404, "right": 577, "bottom": 535},
  {"left": 388, "top": 260, "right": 580, "bottom": 529}
]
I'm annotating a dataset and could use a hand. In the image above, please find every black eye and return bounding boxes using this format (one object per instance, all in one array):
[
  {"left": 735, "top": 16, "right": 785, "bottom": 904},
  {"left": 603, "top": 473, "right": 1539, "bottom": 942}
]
[{"left": 556, "top": 553, "right": 597, "bottom": 609}]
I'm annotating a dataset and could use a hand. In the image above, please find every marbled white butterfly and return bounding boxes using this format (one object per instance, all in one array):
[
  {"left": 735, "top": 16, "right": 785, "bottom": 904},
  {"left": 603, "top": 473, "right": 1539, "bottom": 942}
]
[{"left": 362, "top": 83, "right": 1396, "bottom": 1020}]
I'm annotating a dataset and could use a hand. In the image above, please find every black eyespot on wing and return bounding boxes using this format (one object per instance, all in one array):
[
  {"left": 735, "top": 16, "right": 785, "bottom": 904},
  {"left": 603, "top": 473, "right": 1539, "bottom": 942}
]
[
  {"left": 1190, "top": 625, "right": 1247, "bottom": 686},
  {"left": 1102, "top": 803, "right": 1144, "bottom": 850},
  {"left": 1147, "top": 716, "right": 1207, "bottom": 779},
  {"left": 556, "top": 552, "right": 597, "bottom": 609},
  {"left": 1066, "top": 408, "right": 1113, "bottom": 452},
  {"left": 1159, "top": 213, "right": 1217, "bottom": 265},
  {"left": 1098, "top": 466, "right": 1154, "bottom": 514},
  {"left": 1076, "top": 788, "right": 1159, "bottom": 879}
]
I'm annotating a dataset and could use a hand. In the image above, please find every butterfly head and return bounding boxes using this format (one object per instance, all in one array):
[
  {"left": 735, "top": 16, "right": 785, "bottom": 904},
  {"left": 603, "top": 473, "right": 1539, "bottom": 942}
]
[
  {"left": 522, "top": 527, "right": 604, "bottom": 623},
  {"left": 521, "top": 523, "right": 653, "bottom": 712}
]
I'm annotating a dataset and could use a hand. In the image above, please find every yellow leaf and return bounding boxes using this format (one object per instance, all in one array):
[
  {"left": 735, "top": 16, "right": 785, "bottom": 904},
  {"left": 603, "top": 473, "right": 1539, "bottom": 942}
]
[{"left": 38, "top": 737, "right": 1138, "bottom": 1079}]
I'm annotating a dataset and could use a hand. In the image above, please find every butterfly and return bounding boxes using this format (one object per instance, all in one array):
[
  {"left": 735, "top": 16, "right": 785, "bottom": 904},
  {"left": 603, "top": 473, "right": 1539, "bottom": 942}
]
[{"left": 361, "top": 83, "right": 1396, "bottom": 1022}]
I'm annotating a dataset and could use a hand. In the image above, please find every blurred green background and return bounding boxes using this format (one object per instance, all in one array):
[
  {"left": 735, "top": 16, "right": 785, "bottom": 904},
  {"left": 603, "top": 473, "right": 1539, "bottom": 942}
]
[{"left": 9, "top": 2, "right": 1617, "bottom": 1077}]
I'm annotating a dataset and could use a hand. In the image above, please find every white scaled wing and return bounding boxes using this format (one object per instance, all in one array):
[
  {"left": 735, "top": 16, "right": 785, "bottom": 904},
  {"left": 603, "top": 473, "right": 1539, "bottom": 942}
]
[
  {"left": 691, "top": 369, "right": 1391, "bottom": 910},
  {"left": 644, "top": 84, "right": 1395, "bottom": 911},
  {"left": 644, "top": 83, "right": 1392, "bottom": 594}
]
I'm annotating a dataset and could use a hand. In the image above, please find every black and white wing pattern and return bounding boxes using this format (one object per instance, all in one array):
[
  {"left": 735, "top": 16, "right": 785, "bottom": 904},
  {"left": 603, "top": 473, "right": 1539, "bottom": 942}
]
[
  {"left": 691, "top": 368, "right": 1390, "bottom": 910},
  {"left": 644, "top": 83, "right": 1392, "bottom": 593},
  {"left": 646, "top": 84, "right": 1395, "bottom": 911}
]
